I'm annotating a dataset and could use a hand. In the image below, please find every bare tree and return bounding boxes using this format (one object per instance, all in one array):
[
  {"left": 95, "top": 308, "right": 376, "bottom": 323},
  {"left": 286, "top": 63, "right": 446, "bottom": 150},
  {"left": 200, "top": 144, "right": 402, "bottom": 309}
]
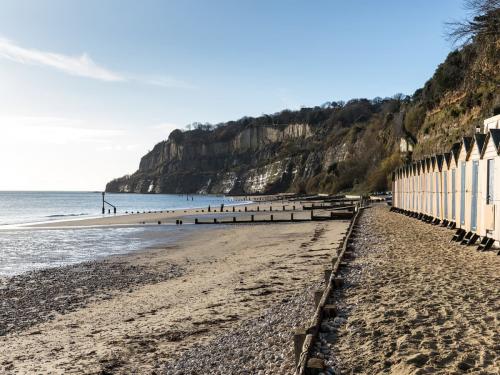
[{"left": 446, "top": 0, "right": 500, "bottom": 45}]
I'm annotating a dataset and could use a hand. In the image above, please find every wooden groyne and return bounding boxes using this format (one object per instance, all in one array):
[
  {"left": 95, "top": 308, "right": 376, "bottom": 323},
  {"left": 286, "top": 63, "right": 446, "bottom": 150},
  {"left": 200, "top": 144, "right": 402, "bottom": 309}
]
[
  {"left": 294, "top": 203, "right": 364, "bottom": 375},
  {"left": 194, "top": 210, "right": 353, "bottom": 225}
]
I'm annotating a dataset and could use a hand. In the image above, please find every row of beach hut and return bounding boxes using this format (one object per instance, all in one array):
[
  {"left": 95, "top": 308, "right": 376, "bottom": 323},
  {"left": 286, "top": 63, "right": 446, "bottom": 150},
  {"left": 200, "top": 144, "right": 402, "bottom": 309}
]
[{"left": 392, "top": 115, "right": 500, "bottom": 247}]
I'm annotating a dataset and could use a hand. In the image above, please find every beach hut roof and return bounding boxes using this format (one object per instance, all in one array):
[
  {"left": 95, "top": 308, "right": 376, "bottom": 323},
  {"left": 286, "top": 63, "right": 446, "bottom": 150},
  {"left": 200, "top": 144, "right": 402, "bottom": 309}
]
[
  {"left": 450, "top": 142, "right": 461, "bottom": 164},
  {"left": 463, "top": 137, "right": 473, "bottom": 151},
  {"left": 481, "top": 129, "right": 500, "bottom": 158},
  {"left": 474, "top": 133, "right": 486, "bottom": 153},
  {"left": 459, "top": 136, "right": 473, "bottom": 160},
  {"left": 435, "top": 154, "right": 443, "bottom": 171},
  {"left": 425, "top": 157, "right": 432, "bottom": 171},
  {"left": 443, "top": 152, "right": 451, "bottom": 168},
  {"left": 417, "top": 160, "right": 423, "bottom": 173}
]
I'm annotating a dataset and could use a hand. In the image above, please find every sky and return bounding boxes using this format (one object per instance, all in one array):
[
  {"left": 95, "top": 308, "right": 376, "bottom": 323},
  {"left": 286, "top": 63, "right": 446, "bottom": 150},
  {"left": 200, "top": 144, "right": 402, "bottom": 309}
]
[{"left": 0, "top": 0, "right": 469, "bottom": 191}]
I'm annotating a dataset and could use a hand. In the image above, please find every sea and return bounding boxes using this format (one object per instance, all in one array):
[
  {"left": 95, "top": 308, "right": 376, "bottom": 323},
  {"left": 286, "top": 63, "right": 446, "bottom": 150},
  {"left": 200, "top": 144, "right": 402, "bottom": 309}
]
[{"left": 0, "top": 191, "right": 248, "bottom": 277}]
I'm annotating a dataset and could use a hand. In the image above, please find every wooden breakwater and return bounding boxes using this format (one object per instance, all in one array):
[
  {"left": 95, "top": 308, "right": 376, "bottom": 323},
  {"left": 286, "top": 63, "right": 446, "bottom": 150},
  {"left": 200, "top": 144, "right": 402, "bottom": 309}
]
[
  {"left": 194, "top": 210, "right": 354, "bottom": 224},
  {"left": 294, "top": 203, "right": 364, "bottom": 375}
]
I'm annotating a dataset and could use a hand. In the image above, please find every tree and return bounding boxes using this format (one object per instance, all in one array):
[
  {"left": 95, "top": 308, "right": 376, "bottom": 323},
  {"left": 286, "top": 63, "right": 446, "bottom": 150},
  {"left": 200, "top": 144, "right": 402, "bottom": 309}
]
[{"left": 446, "top": 0, "right": 500, "bottom": 45}]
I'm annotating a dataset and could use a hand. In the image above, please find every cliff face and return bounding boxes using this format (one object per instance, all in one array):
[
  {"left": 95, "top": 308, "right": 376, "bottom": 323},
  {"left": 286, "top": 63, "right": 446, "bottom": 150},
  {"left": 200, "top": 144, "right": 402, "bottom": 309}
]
[
  {"left": 106, "top": 124, "right": 318, "bottom": 194},
  {"left": 106, "top": 14, "right": 499, "bottom": 195}
]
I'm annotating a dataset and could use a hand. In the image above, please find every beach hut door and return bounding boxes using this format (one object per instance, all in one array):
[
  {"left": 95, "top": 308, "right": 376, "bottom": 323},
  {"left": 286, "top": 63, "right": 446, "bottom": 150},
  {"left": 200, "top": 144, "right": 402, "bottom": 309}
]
[
  {"left": 460, "top": 162, "right": 466, "bottom": 226},
  {"left": 471, "top": 161, "right": 479, "bottom": 231},
  {"left": 435, "top": 172, "right": 440, "bottom": 217},
  {"left": 444, "top": 171, "right": 448, "bottom": 218},
  {"left": 452, "top": 169, "right": 456, "bottom": 220}
]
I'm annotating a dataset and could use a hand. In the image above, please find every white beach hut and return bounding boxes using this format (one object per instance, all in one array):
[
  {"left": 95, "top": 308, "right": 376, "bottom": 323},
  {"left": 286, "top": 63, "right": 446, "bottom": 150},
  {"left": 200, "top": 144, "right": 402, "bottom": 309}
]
[
  {"left": 424, "top": 157, "right": 432, "bottom": 217},
  {"left": 478, "top": 129, "right": 500, "bottom": 238},
  {"left": 448, "top": 143, "right": 461, "bottom": 225},
  {"left": 467, "top": 134, "right": 486, "bottom": 233},
  {"left": 456, "top": 137, "right": 473, "bottom": 229},
  {"left": 441, "top": 153, "right": 451, "bottom": 222},
  {"left": 434, "top": 154, "right": 444, "bottom": 221}
]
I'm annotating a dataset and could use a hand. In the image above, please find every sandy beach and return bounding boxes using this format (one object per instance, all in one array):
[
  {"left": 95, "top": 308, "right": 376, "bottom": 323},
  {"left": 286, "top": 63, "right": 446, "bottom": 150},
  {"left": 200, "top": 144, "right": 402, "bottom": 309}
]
[
  {"left": 27, "top": 200, "right": 308, "bottom": 228},
  {"left": 317, "top": 205, "right": 500, "bottom": 374},
  {"left": 0, "top": 215, "right": 349, "bottom": 374}
]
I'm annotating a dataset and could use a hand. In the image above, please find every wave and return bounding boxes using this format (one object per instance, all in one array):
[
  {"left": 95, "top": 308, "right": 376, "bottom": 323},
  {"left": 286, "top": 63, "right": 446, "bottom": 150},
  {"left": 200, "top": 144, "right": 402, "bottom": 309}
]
[{"left": 46, "top": 213, "right": 88, "bottom": 218}]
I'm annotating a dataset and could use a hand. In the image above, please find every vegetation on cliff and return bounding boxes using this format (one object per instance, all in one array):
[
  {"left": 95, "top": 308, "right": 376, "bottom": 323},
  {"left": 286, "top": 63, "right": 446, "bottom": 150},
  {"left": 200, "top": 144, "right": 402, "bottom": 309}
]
[{"left": 107, "top": 0, "right": 499, "bottom": 195}]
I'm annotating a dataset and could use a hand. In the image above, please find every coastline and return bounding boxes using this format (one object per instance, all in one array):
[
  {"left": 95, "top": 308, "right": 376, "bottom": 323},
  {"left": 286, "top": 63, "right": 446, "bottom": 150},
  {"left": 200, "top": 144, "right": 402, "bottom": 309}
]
[
  {"left": 0, "top": 215, "right": 349, "bottom": 373},
  {"left": 25, "top": 199, "right": 299, "bottom": 228}
]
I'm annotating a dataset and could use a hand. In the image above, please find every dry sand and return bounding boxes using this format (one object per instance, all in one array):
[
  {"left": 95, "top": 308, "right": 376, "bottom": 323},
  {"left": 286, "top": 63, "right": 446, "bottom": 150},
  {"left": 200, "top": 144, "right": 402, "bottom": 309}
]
[
  {"left": 320, "top": 205, "right": 499, "bottom": 374},
  {"left": 0, "top": 219, "right": 348, "bottom": 374}
]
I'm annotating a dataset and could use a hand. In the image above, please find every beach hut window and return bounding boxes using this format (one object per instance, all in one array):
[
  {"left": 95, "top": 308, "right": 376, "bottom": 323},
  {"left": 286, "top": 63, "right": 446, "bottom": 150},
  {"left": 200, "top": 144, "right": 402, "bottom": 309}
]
[
  {"left": 471, "top": 160, "right": 478, "bottom": 231},
  {"left": 487, "top": 159, "right": 494, "bottom": 205},
  {"left": 452, "top": 169, "right": 456, "bottom": 220},
  {"left": 460, "top": 162, "right": 466, "bottom": 226}
]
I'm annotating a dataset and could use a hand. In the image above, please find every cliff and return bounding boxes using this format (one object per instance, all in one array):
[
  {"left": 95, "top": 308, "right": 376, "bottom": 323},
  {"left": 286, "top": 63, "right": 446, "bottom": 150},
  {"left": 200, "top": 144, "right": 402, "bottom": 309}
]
[{"left": 106, "top": 5, "right": 499, "bottom": 195}]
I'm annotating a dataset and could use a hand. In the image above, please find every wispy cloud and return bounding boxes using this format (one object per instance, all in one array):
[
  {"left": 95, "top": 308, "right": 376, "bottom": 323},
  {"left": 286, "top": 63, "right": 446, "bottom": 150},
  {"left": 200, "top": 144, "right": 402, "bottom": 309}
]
[
  {"left": 0, "top": 37, "right": 124, "bottom": 82},
  {"left": 0, "top": 37, "right": 193, "bottom": 88},
  {"left": 0, "top": 115, "right": 124, "bottom": 145}
]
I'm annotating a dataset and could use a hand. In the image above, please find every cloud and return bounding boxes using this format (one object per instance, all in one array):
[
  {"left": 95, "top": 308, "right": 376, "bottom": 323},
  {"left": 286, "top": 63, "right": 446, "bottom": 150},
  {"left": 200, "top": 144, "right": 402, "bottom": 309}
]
[
  {"left": 0, "top": 115, "right": 124, "bottom": 145},
  {"left": 0, "top": 37, "right": 124, "bottom": 82},
  {"left": 0, "top": 37, "right": 194, "bottom": 88}
]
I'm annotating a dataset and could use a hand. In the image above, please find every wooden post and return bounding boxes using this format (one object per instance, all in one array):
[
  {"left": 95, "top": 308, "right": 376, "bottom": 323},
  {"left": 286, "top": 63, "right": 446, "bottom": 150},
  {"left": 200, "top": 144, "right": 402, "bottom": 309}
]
[
  {"left": 233, "top": 206, "right": 235, "bottom": 212},
  {"left": 293, "top": 329, "right": 307, "bottom": 367},
  {"left": 251, "top": 215, "right": 254, "bottom": 222},
  {"left": 270, "top": 214, "right": 273, "bottom": 221},
  {"left": 324, "top": 268, "right": 332, "bottom": 284},
  {"left": 293, "top": 205, "right": 296, "bottom": 210},
  {"left": 102, "top": 192, "right": 105, "bottom": 214},
  {"left": 306, "top": 358, "right": 325, "bottom": 374},
  {"left": 245, "top": 206, "right": 247, "bottom": 212},
  {"left": 314, "top": 290, "right": 323, "bottom": 307},
  {"left": 195, "top": 218, "right": 198, "bottom": 224},
  {"left": 257, "top": 206, "right": 260, "bottom": 212},
  {"left": 310, "top": 210, "right": 314, "bottom": 220},
  {"left": 213, "top": 218, "right": 217, "bottom": 223},
  {"left": 323, "top": 304, "right": 336, "bottom": 318},
  {"left": 233, "top": 217, "right": 236, "bottom": 222},
  {"left": 291, "top": 213, "right": 294, "bottom": 221},
  {"left": 283, "top": 205, "right": 285, "bottom": 211}
]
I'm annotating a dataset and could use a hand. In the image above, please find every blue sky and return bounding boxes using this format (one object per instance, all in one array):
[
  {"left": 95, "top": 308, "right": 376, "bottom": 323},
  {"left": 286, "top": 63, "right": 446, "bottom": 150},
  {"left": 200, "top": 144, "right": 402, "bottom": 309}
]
[{"left": 0, "top": 0, "right": 467, "bottom": 190}]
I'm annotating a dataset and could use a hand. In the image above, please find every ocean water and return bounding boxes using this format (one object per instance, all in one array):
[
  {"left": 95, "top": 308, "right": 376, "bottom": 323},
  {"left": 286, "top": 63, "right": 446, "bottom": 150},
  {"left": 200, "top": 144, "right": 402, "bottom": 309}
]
[
  {"left": 0, "top": 191, "right": 247, "bottom": 277},
  {"left": 0, "top": 191, "right": 244, "bottom": 226}
]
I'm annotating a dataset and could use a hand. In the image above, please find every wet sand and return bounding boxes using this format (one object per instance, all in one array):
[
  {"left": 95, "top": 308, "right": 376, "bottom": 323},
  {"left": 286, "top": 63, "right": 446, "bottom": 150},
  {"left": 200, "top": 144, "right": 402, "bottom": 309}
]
[
  {"left": 0, "top": 219, "right": 348, "bottom": 374},
  {"left": 320, "top": 205, "right": 499, "bottom": 374},
  {"left": 28, "top": 200, "right": 304, "bottom": 228}
]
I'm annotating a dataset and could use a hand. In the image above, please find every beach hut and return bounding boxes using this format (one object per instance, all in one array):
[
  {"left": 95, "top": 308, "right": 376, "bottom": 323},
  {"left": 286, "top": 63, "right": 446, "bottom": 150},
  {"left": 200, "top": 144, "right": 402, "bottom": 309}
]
[
  {"left": 395, "top": 167, "right": 402, "bottom": 210},
  {"left": 456, "top": 137, "right": 473, "bottom": 229},
  {"left": 424, "top": 157, "right": 432, "bottom": 217},
  {"left": 429, "top": 156, "right": 438, "bottom": 218},
  {"left": 478, "top": 129, "right": 500, "bottom": 239},
  {"left": 406, "top": 164, "right": 411, "bottom": 211},
  {"left": 434, "top": 154, "right": 444, "bottom": 221},
  {"left": 411, "top": 163, "right": 417, "bottom": 213},
  {"left": 448, "top": 143, "right": 461, "bottom": 225},
  {"left": 466, "top": 134, "right": 486, "bottom": 233},
  {"left": 415, "top": 162, "right": 420, "bottom": 213},
  {"left": 441, "top": 153, "right": 451, "bottom": 222}
]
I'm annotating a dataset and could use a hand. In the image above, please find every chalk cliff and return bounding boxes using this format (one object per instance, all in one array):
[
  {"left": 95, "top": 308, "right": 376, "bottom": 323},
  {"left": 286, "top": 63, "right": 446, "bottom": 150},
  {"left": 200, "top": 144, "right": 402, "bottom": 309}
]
[{"left": 107, "top": 9, "right": 499, "bottom": 194}]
